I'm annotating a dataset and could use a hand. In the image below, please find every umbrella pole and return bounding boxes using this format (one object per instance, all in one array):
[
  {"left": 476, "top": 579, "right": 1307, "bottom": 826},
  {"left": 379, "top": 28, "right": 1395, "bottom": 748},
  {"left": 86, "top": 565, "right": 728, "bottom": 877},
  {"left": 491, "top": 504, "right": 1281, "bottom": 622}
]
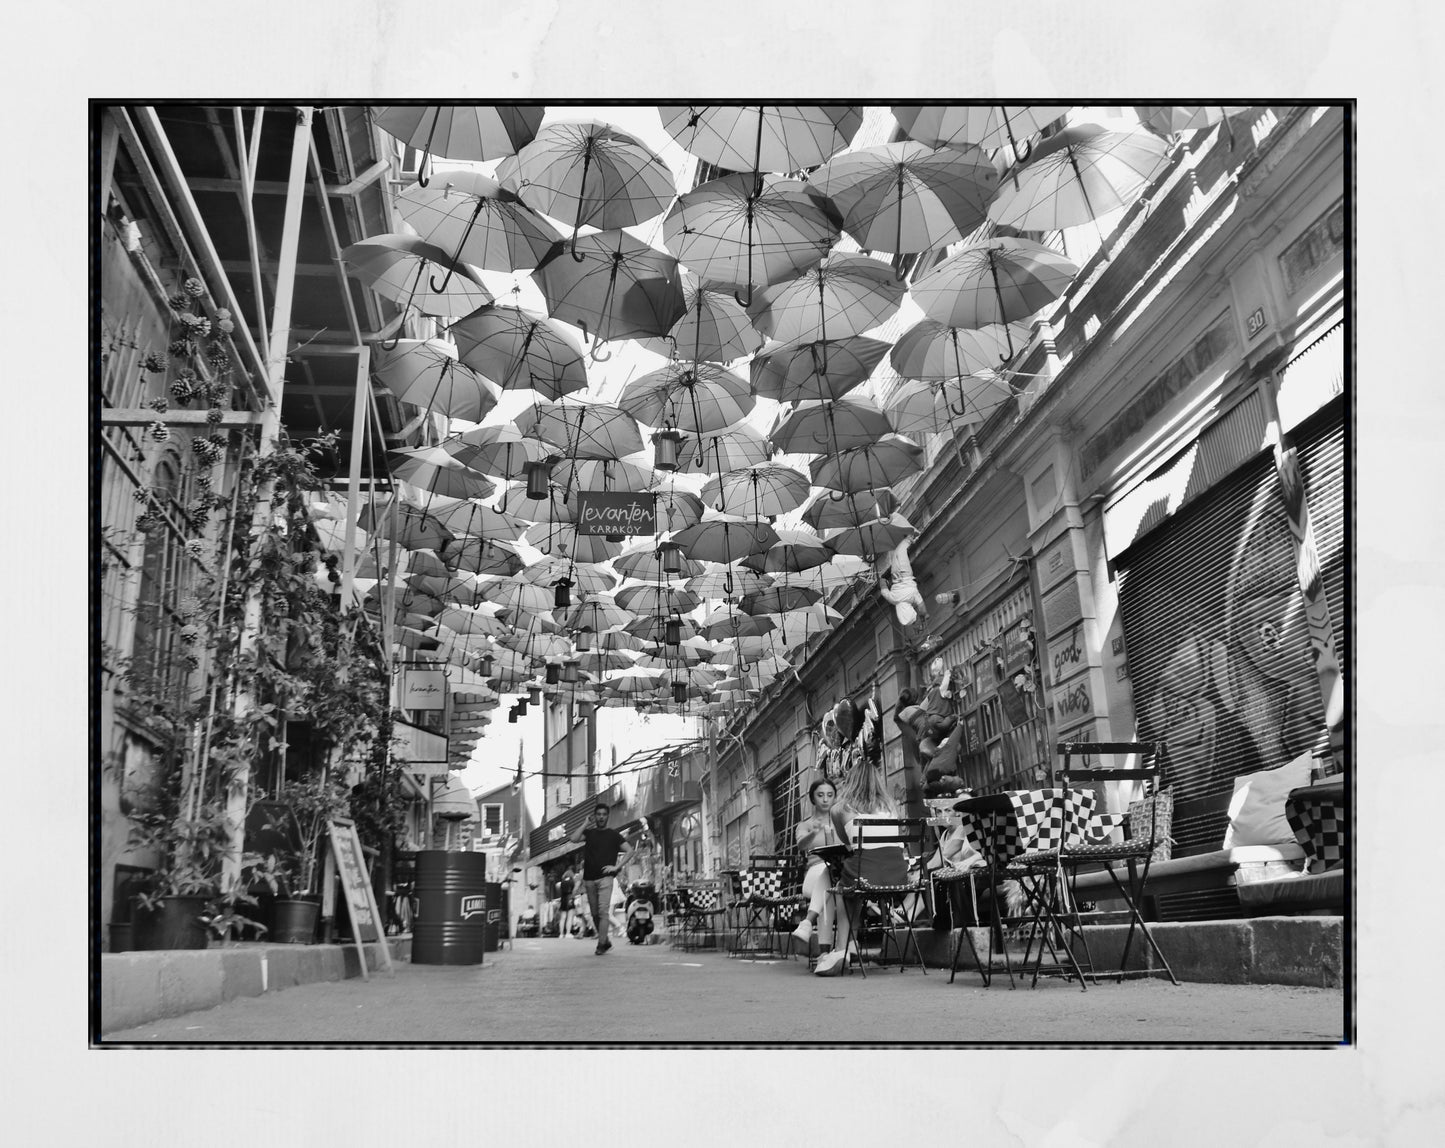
[
  {"left": 1065, "top": 150, "right": 1109, "bottom": 258},
  {"left": 570, "top": 145, "right": 595, "bottom": 261},
  {"left": 988, "top": 254, "right": 1016, "bottom": 362},
  {"left": 431, "top": 197, "right": 487, "bottom": 294},
  {"left": 417, "top": 106, "right": 441, "bottom": 188}
]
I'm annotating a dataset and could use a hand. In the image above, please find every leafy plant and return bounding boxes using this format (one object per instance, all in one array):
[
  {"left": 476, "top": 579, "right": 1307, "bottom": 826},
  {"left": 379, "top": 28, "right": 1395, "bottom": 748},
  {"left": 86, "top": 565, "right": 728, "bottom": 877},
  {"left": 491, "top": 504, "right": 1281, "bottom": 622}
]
[{"left": 260, "top": 770, "right": 353, "bottom": 897}]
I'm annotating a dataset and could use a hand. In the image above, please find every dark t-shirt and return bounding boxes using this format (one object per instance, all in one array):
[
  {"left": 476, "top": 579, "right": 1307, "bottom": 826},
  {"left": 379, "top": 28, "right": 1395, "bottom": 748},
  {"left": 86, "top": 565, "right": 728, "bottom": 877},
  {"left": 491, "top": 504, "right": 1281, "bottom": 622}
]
[{"left": 580, "top": 827, "right": 626, "bottom": 881}]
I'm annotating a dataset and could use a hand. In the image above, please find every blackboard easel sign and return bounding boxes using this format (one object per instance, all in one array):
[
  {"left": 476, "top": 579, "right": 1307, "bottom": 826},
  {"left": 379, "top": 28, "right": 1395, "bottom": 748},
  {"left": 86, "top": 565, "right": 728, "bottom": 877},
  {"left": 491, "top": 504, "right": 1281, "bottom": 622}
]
[{"left": 326, "top": 818, "right": 394, "bottom": 979}]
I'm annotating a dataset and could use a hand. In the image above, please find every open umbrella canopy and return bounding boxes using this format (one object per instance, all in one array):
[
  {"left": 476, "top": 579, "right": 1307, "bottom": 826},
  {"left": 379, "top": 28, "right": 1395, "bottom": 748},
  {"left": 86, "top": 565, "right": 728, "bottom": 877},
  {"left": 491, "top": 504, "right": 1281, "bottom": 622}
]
[
  {"left": 700, "top": 606, "right": 776, "bottom": 641},
  {"left": 822, "top": 512, "right": 917, "bottom": 559},
  {"left": 447, "top": 423, "right": 554, "bottom": 477},
  {"left": 986, "top": 123, "right": 1171, "bottom": 233},
  {"left": 430, "top": 499, "right": 530, "bottom": 541},
  {"left": 615, "top": 581, "right": 702, "bottom": 616},
  {"left": 641, "top": 635, "right": 718, "bottom": 665},
  {"left": 889, "top": 319, "right": 1026, "bottom": 380},
  {"left": 533, "top": 230, "right": 687, "bottom": 350},
  {"left": 658, "top": 105, "right": 862, "bottom": 173},
  {"left": 474, "top": 575, "right": 557, "bottom": 618},
  {"left": 358, "top": 499, "right": 455, "bottom": 551},
  {"left": 737, "top": 583, "right": 822, "bottom": 615},
  {"left": 496, "top": 628, "right": 573, "bottom": 661},
  {"left": 521, "top": 522, "right": 623, "bottom": 564},
  {"left": 684, "top": 565, "right": 770, "bottom": 601},
  {"left": 514, "top": 395, "right": 645, "bottom": 461},
  {"left": 742, "top": 525, "right": 832, "bottom": 574},
  {"left": 663, "top": 173, "right": 840, "bottom": 296},
  {"left": 624, "top": 613, "right": 701, "bottom": 645},
  {"left": 450, "top": 304, "right": 590, "bottom": 398},
  {"left": 614, "top": 540, "right": 704, "bottom": 581},
  {"left": 341, "top": 234, "right": 493, "bottom": 318},
  {"left": 891, "top": 105, "right": 1071, "bottom": 154},
  {"left": 441, "top": 537, "right": 525, "bottom": 577},
  {"left": 559, "top": 592, "right": 635, "bottom": 633},
  {"left": 763, "top": 603, "right": 844, "bottom": 647},
  {"left": 770, "top": 395, "right": 894, "bottom": 454},
  {"left": 750, "top": 335, "right": 891, "bottom": 403},
  {"left": 602, "top": 667, "right": 668, "bottom": 696},
  {"left": 767, "top": 553, "right": 871, "bottom": 596},
  {"left": 436, "top": 605, "right": 512, "bottom": 640},
  {"left": 810, "top": 141, "right": 999, "bottom": 254},
  {"left": 618, "top": 361, "right": 755, "bottom": 436},
  {"left": 884, "top": 371, "right": 1016, "bottom": 437},
  {"left": 399, "top": 548, "right": 452, "bottom": 580},
  {"left": 372, "top": 105, "right": 543, "bottom": 163},
  {"left": 1135, "top": 105, "right": 1254, "bottom": 140},
  {"left": 801, "top": 489, "right": 897, "bottom": 531},
  {"left": 673, "top": 516, "right": 780, "bottom": 565},
  {"left": 669, "top": 270, "right": 767, "bottom": 363},
  {"left": 395, "top": 170, "right": 561, "bottom": 275},
  {"left": 549, "top": 456, "right": 657, "bottom": 495},
  {"left": 378, "top": 345, "right": 501, "bottom": 423},
  {"left": 670, "top": 424, "right": 772, "bottom": 476},
  {"left": 575, "top": 648, "right": 642, "bottom": 674},
  {"left": 649, "top": 484, "right": 707, "bottom": 533},
  {"left": 748, "top": 251, "right": 906, "bottom": 347},
  {"left": 497, "top": 119, "right": 677, "bottom": 237},
  {"left": 809, "top": 434, "right": 925, "bottom": 495},
  {"left": 911, "top": 238, "right": 1077, "bottom": 356},
  {"left": 701, "top": 462, "right": 811, "bottom": 517},
  {"left": 389, "top": 447, "right": 497, "bottom": 501},
  {"left": 520, "top": 555, "right": 618, "bottom": 598},
  {"left": 509, "top": 490, "right": 578, "bottom": 527}
]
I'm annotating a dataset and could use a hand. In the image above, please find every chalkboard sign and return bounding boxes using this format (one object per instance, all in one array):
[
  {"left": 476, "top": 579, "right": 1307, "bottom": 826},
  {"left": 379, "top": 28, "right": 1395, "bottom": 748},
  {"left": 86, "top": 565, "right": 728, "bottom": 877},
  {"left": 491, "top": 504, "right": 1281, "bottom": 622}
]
[{"left": 327, "top": 819, "right": 394, "bottom": 979}]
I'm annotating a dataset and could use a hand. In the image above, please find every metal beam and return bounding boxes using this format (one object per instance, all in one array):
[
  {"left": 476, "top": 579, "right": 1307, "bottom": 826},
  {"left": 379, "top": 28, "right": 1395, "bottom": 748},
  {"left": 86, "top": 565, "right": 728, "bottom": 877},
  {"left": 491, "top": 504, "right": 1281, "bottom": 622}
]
[
  {"left": 182, "top": 159, "right": 391, "bottom": 198},
  {"left": 101, "top": 409, "right": 265, "bottom": 427}
]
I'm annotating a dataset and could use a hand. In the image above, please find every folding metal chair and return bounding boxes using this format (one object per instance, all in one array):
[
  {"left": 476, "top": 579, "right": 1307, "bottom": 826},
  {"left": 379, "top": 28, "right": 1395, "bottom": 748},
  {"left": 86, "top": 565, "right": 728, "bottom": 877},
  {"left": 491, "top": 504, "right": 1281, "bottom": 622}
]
[
  {"left": 1014, "top": 741, "right": 1180, "bottom": 988},
  {"left": 731, "top": 854, "right": 807, "bottom": 960},
  {"left": 669, "top": 881, "right": 725, "bottom": 952},
  {"left": 836, "top": 818, "right": 931, "bottom": 977}
]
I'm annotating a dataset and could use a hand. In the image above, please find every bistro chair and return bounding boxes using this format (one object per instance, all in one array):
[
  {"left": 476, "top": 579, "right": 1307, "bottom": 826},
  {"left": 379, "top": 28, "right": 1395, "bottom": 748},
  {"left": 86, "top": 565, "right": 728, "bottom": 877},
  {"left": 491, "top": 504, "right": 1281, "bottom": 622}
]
[
  {"left": 731, "top": 854, "right": 808, "bottom": 960},
  {"left": 1014, "top": 741, "right": 1180, "bottom": 988},
  {"left": 667, "top": 880, "right": 726, "bottom": 952},
  {"left": 835, "top": 817, "right": 931, "bottom": 977}
]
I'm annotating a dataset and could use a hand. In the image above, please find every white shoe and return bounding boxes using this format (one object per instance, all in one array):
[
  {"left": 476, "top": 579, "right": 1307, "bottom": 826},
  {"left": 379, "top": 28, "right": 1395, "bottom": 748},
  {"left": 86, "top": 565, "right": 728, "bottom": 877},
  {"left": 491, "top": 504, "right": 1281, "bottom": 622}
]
[
  {"left": 813, "top": 949, "right": 847, "bottom": 977},
  {"left": 792, "top": 919, "right": 813, "bottom": 944}
]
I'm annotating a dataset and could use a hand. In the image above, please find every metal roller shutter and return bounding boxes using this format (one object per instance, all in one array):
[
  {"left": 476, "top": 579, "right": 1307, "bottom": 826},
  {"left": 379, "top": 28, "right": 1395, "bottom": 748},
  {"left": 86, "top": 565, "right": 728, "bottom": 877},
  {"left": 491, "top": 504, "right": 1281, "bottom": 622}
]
[
  {"left": 1115, "top": 455, "right": 1328, "bottom": 920},
  {"left": 1293, "top": 399, "right": 1347, "bottom": 673}
]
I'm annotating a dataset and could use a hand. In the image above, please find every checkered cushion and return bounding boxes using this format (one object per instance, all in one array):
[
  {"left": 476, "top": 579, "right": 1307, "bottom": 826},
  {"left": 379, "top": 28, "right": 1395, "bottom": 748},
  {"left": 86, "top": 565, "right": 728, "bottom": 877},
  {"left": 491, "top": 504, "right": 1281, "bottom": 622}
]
[
  {"left": 683, "top": 886, "right": 720, "bottom": 912},
  {"left": 1286, "top": 796, "right": 1346, "bottom": 874},
  {"left": 960, "top": 788, "right": 1100, "bottom": 864},
  {"left": 740, "top": 869, "right": 781, "bottom": 901}
]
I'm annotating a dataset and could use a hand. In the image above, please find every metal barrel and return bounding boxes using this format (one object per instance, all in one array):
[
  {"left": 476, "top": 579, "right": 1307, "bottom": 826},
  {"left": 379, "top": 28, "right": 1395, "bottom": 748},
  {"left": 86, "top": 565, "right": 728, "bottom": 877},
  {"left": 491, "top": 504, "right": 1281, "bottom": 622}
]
[
  {"left": 412, "top": 850, "right": 489, "bottom": 965},
  {"left": 483, "top": 881, "right": 505, "bottom": 952}
]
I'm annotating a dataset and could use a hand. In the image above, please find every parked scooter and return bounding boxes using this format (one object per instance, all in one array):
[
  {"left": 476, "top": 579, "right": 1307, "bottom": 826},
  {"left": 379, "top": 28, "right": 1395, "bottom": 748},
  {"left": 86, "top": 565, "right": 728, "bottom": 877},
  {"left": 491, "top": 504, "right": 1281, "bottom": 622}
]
[{"left": 624, "top": 880, "right": 659, "bottom": 945}]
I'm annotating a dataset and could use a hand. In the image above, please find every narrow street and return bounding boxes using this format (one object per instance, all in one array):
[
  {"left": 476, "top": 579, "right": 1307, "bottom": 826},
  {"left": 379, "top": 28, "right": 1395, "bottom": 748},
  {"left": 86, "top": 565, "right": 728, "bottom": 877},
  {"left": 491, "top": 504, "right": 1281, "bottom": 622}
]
[{"left": 102, "top": 935, "right": 1345, "bottom": 1045}]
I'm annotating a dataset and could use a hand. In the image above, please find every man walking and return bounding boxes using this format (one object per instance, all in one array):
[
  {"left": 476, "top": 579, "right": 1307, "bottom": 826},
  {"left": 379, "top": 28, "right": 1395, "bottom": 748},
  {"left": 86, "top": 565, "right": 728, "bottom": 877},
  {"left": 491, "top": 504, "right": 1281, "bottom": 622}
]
[{"left": 567, "top": 802, "right": 633, "bottom": 954}]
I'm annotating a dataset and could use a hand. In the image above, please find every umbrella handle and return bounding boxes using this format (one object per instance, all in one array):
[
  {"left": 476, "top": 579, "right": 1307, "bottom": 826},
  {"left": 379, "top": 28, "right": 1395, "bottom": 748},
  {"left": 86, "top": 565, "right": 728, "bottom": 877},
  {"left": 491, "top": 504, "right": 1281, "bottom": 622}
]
[
  {"left": 429, "top": 265, "right": 457, "bottom": 294},
  {"left": 416, "top": 107, "right": 442, "bottom": 188},
  {"left": 733, "top": 285, "right": 752, "bottom": 308},
  {"left": 570, "top": 232, "right": 587, "bottom": 262}
]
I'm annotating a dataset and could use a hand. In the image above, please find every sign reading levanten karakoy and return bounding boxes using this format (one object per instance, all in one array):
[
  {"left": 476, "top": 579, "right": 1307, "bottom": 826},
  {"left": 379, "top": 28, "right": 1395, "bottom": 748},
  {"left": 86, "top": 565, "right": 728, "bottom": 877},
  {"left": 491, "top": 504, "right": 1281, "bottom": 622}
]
[{"left": 575, "top": 491, "right": 657, "bottom": 537}]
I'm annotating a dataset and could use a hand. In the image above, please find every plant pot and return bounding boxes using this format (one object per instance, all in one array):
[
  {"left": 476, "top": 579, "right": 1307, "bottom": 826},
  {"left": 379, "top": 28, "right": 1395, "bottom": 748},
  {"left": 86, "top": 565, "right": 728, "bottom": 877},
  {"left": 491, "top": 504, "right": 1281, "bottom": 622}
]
[
  {"left": 270, "top": 896, "right": 321, "bottom": 944},
  {"left": 133, "top": 895, "right": 211, "bottom": 951},
  {"left": 108, "top": 922, "right": 133, "bottom": 953}
]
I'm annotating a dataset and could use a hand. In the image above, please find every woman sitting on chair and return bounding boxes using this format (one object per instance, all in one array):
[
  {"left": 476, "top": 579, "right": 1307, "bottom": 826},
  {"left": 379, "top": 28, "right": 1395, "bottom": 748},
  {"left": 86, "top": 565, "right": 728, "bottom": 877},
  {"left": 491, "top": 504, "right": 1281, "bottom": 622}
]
[{"left": 792, "top": 778, "right": 853, "bottom": 973}]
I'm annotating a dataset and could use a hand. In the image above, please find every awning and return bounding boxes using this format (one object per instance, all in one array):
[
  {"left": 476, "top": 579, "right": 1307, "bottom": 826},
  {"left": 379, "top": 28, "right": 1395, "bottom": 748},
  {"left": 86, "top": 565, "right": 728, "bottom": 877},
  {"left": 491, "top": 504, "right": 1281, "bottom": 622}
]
[{"left": 644, "top": 777, "right": 702, "bottom": 819}]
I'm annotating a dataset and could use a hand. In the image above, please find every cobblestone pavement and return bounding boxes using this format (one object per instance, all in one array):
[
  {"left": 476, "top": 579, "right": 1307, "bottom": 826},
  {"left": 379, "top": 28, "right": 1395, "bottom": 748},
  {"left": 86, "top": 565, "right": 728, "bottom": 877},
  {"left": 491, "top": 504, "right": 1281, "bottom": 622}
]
[{"left": 102, "top": 934, "right": 1346, "bottom": 1045}]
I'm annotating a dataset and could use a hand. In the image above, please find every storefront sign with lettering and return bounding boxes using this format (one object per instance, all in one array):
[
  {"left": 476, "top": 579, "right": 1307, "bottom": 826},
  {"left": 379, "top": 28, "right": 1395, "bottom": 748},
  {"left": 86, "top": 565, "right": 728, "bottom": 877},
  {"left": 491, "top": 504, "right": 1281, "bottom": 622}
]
[
  {"left": 1053, "top": 676, "right": 1094, "bottom": 722},
  {"left": 576, "top": 491, "right": 657, "bottom": 537},
  {"left": 1047, "top": 624, "right": 1088, "bottom": 687},
  {"left": 401, "top": 668, "right": 447, "bottom": 709}
]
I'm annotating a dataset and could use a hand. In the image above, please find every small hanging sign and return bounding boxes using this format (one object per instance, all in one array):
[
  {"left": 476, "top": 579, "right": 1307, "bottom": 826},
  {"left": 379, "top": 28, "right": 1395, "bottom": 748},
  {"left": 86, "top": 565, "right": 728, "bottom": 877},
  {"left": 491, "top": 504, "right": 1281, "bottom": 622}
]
[{"left": 576, "top": 491, "right": 657, "bottom": 537}]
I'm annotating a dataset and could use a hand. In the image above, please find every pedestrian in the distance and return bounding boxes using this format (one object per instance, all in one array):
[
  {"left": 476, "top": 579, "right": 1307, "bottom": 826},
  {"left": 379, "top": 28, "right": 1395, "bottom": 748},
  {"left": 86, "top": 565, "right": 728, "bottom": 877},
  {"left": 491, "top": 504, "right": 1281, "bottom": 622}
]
[
  {"left": 567, "top": 802, "right": 633, "bottom": 954},
  {"left": 557, "top": 867, "right": 576, "bottom": 940}
]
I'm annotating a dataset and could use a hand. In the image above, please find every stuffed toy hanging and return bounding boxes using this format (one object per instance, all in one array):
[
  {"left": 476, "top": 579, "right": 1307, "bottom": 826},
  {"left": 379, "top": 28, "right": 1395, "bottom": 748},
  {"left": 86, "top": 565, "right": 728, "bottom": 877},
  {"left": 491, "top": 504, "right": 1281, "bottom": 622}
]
[{"left": 878, "top": 537, "right": 927, "bottom": 627}]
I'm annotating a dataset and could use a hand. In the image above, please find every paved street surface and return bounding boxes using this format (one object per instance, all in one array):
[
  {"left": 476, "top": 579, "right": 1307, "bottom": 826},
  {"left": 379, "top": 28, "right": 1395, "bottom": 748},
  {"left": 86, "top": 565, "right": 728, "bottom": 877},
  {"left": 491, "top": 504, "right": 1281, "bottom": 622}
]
[{"left": 102, "top": 934, "right": 1345, "bottom": 1045}]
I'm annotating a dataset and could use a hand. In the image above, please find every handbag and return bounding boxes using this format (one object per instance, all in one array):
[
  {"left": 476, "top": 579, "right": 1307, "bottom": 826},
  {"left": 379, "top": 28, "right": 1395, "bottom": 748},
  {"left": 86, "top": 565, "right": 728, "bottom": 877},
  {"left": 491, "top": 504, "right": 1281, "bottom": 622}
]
[{"left": 1127, "top": 788, "right": 1174, "bottom": 863}]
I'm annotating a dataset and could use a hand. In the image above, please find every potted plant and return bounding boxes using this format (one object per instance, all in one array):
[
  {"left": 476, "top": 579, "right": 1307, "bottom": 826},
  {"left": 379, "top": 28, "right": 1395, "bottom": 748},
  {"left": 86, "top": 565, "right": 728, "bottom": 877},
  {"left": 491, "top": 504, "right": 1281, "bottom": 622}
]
[{"left": 253, "top": 771, "right": 352, "bottom": 943}]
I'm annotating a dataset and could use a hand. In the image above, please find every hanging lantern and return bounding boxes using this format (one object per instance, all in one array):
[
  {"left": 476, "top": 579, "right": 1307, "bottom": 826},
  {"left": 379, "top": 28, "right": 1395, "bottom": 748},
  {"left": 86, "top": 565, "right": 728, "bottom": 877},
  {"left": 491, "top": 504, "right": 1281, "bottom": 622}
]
[
  {"left": 652, "top": 428, "right": 684, "bottom": 471},
  {"left": 478, "top": 654, "right": 494, "bottom": 677},
  {"left": 575, "top": 628, "right": 593, "bottom": 652},
  {"left": 562, "top": 660, "right": 580, "bottom": 684},
  {"left": 554, "top": 578, "right": 573, "bottom": 609},
  {"left": 579, "top": 700, "right": 594, "bottom": 718},
  {"left": 524, "top": 459, "right": 552, "bottom": 500},
  {"left": 658, "top": 541, "right": 683, "bottom": 576},
  {"left": 507, "top": 706, "right": 519, "bottom": 724},
  {"left": 528, "top": 684, "right": 543, "bottom": 706},
  {"left": 516, "top": 698, "right": 529, "bottom": 716},
  {"left": 672, "top": 681, "right": 688, "bottom": 705},
  {"left": 665, "top": 617, "right": 682, "bottom": 646},
  {"left": 545, "top": 663, "right": 560, "bottom": 685}
]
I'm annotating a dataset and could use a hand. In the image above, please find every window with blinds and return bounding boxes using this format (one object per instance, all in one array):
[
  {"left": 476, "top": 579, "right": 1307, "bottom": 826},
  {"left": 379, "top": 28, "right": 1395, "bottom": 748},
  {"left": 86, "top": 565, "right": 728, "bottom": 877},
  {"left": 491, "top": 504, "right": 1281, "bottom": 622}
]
[{"left": 1115, "top": 455, "right": 1328, "bottom": 919}]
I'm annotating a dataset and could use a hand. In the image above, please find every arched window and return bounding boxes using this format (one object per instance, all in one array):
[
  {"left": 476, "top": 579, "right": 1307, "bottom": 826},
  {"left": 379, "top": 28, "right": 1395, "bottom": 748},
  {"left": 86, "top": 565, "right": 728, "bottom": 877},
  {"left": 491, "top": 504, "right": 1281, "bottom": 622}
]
[{"left": 670, "top": 810, "right": 702, "bottom": 879}]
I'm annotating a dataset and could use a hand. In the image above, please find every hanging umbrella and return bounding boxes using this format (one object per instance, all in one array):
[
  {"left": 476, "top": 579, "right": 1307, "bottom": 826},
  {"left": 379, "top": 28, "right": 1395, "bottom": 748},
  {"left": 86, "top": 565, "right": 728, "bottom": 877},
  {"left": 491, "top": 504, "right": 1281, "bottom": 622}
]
[
  {"left": 750, "top": 335, "right": 891, "bottom": 403},
  {"left": 889, "top": 319, "right": 1028, "bottom": 380},
  {"left": 649, "top": 484, "right": 708, "bottom": 533},
  {"left": 911, "top": 238, "right": 1078, "bottom": 358},
  {"left": 377, "top": 342, "right": 502, "bottom": 423},
  {"left": 395, "top": 170, "right": 561, "bottom": 285},
  {"left": 700, "top": 607, "right": 776, "bottom": 642},
  {"left": 524, "top": 556, "right": 618, "bottom": 599},
  {"left": 801, "top": 489, "right": 896, "bottom": 531},
  {"left": 341, "top": 234, "right": 493, "bottom": 320},
  {"left": 474, "top": 575, "right": 557, "bottom": 619},
  {"left": 765, "top": 604, "right": 843, "bottom": 649},
  {"left": 430, "top": 499, "right": 530, "bottom": 541},
  {"left": 748, "top": 252, "right": 906, "bottom": 348},
  {"left": 823, "top": 512, "right": 917, "bottom": 559},
  {"left": 738, "top": 584, "right": 822, "bottom": 615},
  {"left": 668, "top": 270, "right": 766, "bottom": 362},
  {"left": 658, "top": 105, "right": 862, "bottom": 174},
  {"left": 389, "top": 447, "right": 498, "bottom": 501},
  {"left": 615, "top": 582, "right": 702, "bottom": 617},
  {"left": 589, "top": 627, "right": 648, "bottom": 652},
  {"left": 521, "top": 522, "right": 623, "bottom": 565},
  {"left": 671, "top": 424, "right": 771, "bottom": 476},
  {"left": 550, "top": 457, "right": 657, "bottom": 496},
  {"left": 810, "top": 141, "right": 999, "bottom": 255},
  {"left": 533, "top": 230, "right": 687, "bottom": 354},
  {"left": 442, "top": 537, "right": 524, "bottom": 577},
  {"left": 986, "top": 123, "right": 1171, "bottom": 233},
  {"left": 768, "top": 554, "right": 871, "bottom": 597},
  {"left": 576, "top": 648, "right": 642, "bottom": 674},
  {"left": 882, "top": 374, "right": 1014, "bottom": 439},
  {"left": 371, "top": 105, "right": 543, "bottom": 168},
  {"left": 618, "top": 361, "right": 755, "bottom": 438},
  {"left": 450, "top": 304, "right": 590, "bottom": 399},
  {"left": 809, "top": 435, "right": 925, "bottom": 495},
  {"left": 399, "top": 548, "right": 451, "bottom": 580},
  {"left": 509, "top": 490, "right": 578, "bottom": 527},
  {"left": 891, "top": 105, "right": 1071, "bottom": 157},
  {"left": 559, "top": 592, "right": 635, "bottom": 633},
  {"left": 641, "top": 635, "right": 718, "bottom": 665},
  {"left": 603, "top": 667, "right": 669, "bottom": 696},
  {"left": 662, "top": 173, "right": 840, "bottom": 305},
  {"left": 514, "top": 395, "right": 645, "bottom": 462},
  {"left": 701, "top": 463, "right": 811, "bottom": 518},
  {"left": 684, "top": 566, "right": 770, "bottom": 601},
  {"left": 447, "top": 423, "right": 554, "bottom": 478},
  {"left": 771, "top": 395, "right": 893, "bottom": 454},
  {"left": 358, "top": 499, "right": 454, "bottom": 551},
  {"left": 673, "top": 517, "right": 780, "bottom": 566},
  {"left": 496, "top": 628, "right": 573, "bottom": 661},
  {"left": 497, "top": 119, "right": 676, "bottom": 249},
  {"left": 743, "top": 525, "right": 832, "bottom": 575},
  {"left": 436, "top": 606, "right": 511, "bottom": 641},
  {"left": 614, "top": 541, "right": 704, "bottom": 582}
]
